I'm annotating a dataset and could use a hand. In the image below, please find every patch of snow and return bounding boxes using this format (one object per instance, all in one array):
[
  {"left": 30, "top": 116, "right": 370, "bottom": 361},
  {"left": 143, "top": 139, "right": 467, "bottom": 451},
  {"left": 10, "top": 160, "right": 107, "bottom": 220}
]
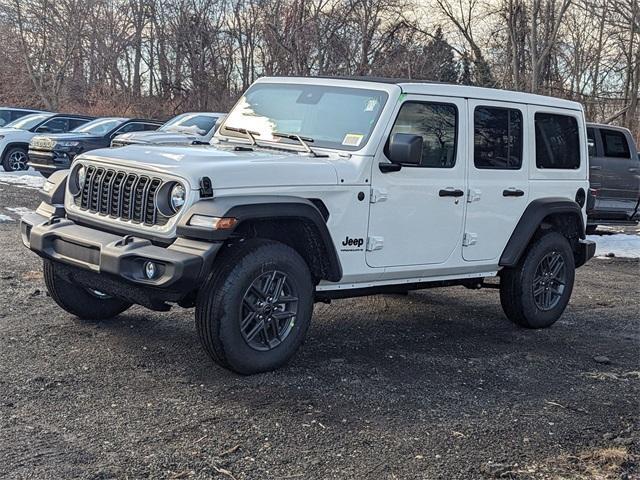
[
  {"left": 0, "top": 168, "right": 45, "bottom": 189},
  {"left": 588, "top": 234, "right": 640, "bottom": 259},
  {"left": 0, "top": 214, "right": 14, "bottom": 223},
  {"left": 5, "top": 207, "right": 35, "bottom": 218}
]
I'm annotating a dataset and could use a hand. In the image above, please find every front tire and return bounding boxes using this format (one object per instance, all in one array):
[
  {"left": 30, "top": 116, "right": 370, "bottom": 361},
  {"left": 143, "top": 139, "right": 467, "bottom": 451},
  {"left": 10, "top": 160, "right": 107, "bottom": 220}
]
[
  {"left": 500, "top": 232, "right": 575, "bottom": 328},
  {"left": 43, "top": 260, "right": 131, "bottom": 320},
  {"left": 2, "top": 146, "right": 29, "bottom": 171},
  {"left": 196, "top": 239, "right": 314, "bottom": 375}
]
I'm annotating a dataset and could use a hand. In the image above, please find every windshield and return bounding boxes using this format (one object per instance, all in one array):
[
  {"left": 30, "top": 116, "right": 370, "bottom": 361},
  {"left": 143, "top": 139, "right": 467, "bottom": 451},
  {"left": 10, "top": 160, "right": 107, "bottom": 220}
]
[
  {"left": 160, "top": 113, "right": 218, "bottom": 136},
  {"left": 5, "top": 113, "right": 51, "bottom": 130},
  {"left": 73, "top": 118, "right": 126, "bottom": 135},
  {"left": 220, "top": 83, "right": 388, "bottom": 151}
]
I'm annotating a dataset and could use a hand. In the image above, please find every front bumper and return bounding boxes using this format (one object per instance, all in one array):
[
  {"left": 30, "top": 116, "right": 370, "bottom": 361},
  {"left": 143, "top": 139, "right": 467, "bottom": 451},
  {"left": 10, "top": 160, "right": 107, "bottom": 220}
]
[
  {"left": 21, "top": 212, "right": 221, "bottom": 308},
  {"left": 28, "top": 149, "right": 73, "bottom": 173},
  {"left": 576, "top": 238, "right": 596, "bottom": 267}
]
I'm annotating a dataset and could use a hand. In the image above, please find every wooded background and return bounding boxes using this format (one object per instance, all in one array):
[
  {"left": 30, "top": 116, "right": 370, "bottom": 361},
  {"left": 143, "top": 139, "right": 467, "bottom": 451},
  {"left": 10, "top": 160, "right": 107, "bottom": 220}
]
[{"left": 0, "top": 0, "right": 638, "bottom": 140}]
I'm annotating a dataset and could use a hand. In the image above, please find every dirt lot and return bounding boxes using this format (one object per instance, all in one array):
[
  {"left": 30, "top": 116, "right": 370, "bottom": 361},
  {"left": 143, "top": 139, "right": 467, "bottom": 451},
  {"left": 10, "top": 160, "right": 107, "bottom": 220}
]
[{"left": 0, "top": 180, "right": 638, "bottom": 479}]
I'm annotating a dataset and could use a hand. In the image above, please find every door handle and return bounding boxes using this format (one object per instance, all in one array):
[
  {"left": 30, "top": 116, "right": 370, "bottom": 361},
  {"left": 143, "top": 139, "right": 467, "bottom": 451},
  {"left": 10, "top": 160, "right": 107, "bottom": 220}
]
[
  {"left": 629, "top": 167, "right": 639, "bottom": 173},
  {"left": 590, "top": 165, "right": 602, "bottom": 170},
  {"left": 503, "top": 188, "right": 525, "bottom": 197},
  {"left": 439, "top": 188, "right": 464, "bottom": 198}
]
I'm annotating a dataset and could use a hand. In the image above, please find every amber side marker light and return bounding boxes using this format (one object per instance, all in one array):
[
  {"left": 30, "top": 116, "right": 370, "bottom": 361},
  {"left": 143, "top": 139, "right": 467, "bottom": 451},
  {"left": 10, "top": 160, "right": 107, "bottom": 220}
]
[{"left": 188, "top": 215, "right": 238, "bottom": 230}]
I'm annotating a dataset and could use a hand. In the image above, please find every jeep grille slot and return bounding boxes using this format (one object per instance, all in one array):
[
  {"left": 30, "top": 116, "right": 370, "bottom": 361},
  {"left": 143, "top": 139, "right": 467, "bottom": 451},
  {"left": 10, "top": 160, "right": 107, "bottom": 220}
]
[{"left": 76, "top": 165, "right": 168, "bottom": 226}]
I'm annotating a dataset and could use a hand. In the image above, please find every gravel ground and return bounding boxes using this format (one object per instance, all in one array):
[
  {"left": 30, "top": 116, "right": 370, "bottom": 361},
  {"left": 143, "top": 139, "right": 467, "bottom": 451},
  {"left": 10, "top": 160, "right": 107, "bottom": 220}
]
[{"left": 0, "top": 180, "right": 638, "bottom": 479}]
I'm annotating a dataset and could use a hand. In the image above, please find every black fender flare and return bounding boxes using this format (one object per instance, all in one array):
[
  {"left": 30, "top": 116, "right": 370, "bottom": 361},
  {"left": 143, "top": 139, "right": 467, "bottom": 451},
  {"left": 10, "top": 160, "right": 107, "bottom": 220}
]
[
  {"left": 499, "top": 197, "right": 585, "bottom": 267},
  {"left": 176, "top": 195, "right": 342, "bottom": 282},
  {"left": 2, "top": 141, "right": 30, "bottom": 159}
]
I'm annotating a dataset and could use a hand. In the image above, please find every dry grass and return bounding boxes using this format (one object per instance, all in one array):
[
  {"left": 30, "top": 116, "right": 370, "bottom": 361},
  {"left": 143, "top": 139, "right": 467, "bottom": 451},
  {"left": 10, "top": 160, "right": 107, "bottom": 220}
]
[
  {"left": 530, "top": 446, "right": 635, "bottom": 479},
  {"left": 21, "top": 270, "right": 43, "bottom": 281}
]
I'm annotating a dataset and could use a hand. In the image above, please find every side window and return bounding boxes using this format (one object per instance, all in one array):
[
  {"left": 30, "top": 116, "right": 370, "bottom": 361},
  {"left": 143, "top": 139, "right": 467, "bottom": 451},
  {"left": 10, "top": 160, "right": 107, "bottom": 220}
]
[
  {"left": 388, "top": 102, "right": 457, "bottom": 168},
  {"left": 474, "top": 106, "right": 523, "bottom": 169},
  {"left": 69, "top": 118, "right": 89, "bottom": 130},
  {"left": 600, "top": 129, "right": 630, "bottom": 159},
  {"left": 117, "top": 123, "right": 145, "bottom": 134},
  {"left": 587, "top": 128, "right": 597, "bottom": 157},
  {"left": 144, "top": 123, "right": 160, "bottom": 131},
  {"left": 535, "top": 113, "right": 580, "bottom": 169},
  {"left": 0, "top": 110, "right": 10, "bottom": 127},
  {"left": 37, "top": 118, "right": 70, "bottom": 133}
]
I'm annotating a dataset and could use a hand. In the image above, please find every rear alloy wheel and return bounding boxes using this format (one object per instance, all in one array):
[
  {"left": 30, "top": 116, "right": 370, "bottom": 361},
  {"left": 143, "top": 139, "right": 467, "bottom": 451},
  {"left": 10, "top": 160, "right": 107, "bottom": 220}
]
[
  {"left": 2, "top": 147, "right": 29, "bottom": 171},
  {"left": 500, "top": 232, "right": 575, "bottom": 328},
  {"left": 196, "top": 239, "right": 313, "bottom": 375},
  {"left": 532, "top": 251, "right": 567, "bottom": 311}
]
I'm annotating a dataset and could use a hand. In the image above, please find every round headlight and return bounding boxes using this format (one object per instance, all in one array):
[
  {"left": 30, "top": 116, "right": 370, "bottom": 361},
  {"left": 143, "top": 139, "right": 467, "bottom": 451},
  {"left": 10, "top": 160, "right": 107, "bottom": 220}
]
[
  {"left": 170, "top": 183, "right": 186, "bottom": 212},
  {"left": 77, "top": 166, "right": 86, "bottom": 188}
]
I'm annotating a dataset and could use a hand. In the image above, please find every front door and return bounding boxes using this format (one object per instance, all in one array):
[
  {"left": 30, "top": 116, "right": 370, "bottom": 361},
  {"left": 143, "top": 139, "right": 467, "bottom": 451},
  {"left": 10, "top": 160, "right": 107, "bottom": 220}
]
[
  {"left": 463, "top": 100, "right": 529, "bottom": 262},
  {"left": 366, "top": 96, "right": 467, "bottom": 268}
]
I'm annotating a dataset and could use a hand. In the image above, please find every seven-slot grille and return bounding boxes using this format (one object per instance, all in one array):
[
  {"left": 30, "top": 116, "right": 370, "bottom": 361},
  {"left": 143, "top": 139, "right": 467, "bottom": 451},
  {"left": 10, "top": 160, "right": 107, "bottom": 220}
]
[{"left": 75, "top": 165, "right": 168, "bottom": 226}]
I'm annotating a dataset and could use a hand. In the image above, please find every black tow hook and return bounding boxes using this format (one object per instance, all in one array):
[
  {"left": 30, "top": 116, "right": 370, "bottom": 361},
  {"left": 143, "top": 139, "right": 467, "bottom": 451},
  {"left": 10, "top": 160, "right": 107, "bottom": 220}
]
[{"left": 115, "top": 235, "right": 135, "bottom": 247}]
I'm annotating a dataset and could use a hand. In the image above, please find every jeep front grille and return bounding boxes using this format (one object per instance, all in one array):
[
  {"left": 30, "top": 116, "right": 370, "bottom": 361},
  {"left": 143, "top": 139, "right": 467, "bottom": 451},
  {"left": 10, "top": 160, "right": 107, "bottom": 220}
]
[{"left": 75, "top": 165, "right": 168, "bottom": 226}]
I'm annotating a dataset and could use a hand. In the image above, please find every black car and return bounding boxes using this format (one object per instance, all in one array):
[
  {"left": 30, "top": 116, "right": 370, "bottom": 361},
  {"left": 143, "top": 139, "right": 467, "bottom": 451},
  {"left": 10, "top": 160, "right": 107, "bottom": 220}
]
[
  {"left": 1, "top": 113, "right": 95, "bottom": 171},
  {"left": 28, "top": 117, "right": 163, "bottom": 177}
]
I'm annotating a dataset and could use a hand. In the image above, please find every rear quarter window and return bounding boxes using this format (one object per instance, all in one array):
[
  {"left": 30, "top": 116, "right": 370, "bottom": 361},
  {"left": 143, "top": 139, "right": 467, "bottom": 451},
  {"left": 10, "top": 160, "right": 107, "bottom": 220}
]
[
  {"left": 535, "top": 113, "right": 580, "bottom": 169},
  {"left": 600, "top": 129, "right": 630, "bottom": 159}
]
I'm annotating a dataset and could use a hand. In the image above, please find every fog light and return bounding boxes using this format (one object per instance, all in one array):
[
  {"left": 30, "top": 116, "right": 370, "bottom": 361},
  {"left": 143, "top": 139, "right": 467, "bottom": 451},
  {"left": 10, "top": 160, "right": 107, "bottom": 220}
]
[{"left": 144, "top": 261, "right": 157, "bottom": 279}]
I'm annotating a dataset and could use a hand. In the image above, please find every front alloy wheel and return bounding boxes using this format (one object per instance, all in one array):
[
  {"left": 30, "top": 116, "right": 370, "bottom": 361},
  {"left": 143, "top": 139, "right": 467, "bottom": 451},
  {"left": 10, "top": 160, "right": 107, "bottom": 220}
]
[
  {"left": 196, "top": 239, "right": 314, "bottom": 375},
  {"left": 240, "top": 270, "right": 299, "bottom": 351},
  {"left": 3, "top": 148, "right": 29, "bottom": 171}
]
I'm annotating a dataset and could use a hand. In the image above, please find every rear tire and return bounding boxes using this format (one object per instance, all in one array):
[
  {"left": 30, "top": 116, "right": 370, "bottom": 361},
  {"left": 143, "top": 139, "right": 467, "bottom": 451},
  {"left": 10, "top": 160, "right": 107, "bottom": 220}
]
[
  {"left": 43, "top": 260, "right": 131, "bottom": 320},
  {"left": 196, "top": 239, "right": 314, "bottom": 375},
  {"left": 2, "top": 146, "right": 29, "bottom": 171},
  {"left": 500, "top": 232, "right": 575, "bottom": 329}
]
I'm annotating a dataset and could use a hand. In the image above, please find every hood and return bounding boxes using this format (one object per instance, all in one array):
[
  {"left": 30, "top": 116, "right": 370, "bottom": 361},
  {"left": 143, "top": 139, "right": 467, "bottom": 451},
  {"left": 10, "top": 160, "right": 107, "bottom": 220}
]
[
  {"left": 80, "top": 144, "right": 340, "bottom": 190},
  {"left": 37, "top": 132, "right": 99, "bottom": 142},
  {"left": 0, "top": 127, "right": 23, "bottom": 135},
  {"left": 113, "top": 131, "right": 200, "bottom": 145}
]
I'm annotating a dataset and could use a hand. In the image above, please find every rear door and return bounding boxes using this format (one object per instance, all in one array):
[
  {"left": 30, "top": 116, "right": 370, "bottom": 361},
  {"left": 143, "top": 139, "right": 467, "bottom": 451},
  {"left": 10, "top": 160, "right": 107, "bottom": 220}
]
[
  {"left": 463, "top": 100, "right": 529, "bottom": 262},
  {"left": 598, "top": 128, "right": 640, "bottom": 215}
]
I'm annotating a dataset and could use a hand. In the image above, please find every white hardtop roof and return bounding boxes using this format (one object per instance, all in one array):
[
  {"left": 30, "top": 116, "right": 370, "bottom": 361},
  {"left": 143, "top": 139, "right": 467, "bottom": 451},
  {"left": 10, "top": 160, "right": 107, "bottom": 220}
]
[{"left": 257, "top": 76, "right": 583, "bottom": 112}]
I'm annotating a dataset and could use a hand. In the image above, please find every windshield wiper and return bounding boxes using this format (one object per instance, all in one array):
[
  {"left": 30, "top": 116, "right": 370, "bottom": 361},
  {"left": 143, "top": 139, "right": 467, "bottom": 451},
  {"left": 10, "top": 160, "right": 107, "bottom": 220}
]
[
  {"left": 272, "top": 132, "right": 326, "bottom": 157},
  {"left": 224, "top": 126, "right": 259, "bottom": 145}
]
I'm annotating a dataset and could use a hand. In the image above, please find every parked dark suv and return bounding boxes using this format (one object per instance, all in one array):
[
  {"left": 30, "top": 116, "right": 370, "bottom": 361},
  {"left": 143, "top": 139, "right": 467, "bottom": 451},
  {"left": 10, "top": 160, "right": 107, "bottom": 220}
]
[
  {"left": 586, "top": 123, "right": 640, "bottom": 231},
  {"left": 28, "top": 117, "right": 163, "bottom": 177}
]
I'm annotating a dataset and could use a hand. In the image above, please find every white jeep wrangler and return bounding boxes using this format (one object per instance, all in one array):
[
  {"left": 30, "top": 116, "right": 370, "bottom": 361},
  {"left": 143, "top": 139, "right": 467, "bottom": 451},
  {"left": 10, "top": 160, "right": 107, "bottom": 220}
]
[{"left": 21, "top": 77, "right": 595, "bottom": 374}]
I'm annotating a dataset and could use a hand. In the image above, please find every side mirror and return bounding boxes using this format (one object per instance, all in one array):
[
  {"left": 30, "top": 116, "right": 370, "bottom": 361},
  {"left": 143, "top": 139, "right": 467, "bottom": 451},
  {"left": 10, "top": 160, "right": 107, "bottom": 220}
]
[
  {"left": 388, "top": 133, "right": 423, "bottom": 166},
  {"left": 36, "top": 126, "right": 51, "bottom": 133}
]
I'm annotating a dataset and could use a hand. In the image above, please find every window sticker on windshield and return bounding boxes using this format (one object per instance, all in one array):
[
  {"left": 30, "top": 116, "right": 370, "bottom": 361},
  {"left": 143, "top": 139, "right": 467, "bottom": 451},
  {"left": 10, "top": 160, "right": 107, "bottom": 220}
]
[
  {"left": 343, "top": 134, "right": 364, "bottom": 146},
  {"left": 364, "top": 99, "right": 378, "bottom": 112}
]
